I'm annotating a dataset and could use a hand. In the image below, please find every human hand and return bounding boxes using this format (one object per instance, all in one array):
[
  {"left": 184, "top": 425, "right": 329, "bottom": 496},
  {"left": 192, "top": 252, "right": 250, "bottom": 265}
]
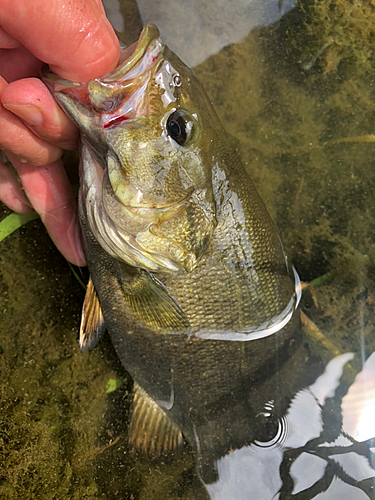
[{"left": 0, "top": 0, "right": 120, "bottom": 266}]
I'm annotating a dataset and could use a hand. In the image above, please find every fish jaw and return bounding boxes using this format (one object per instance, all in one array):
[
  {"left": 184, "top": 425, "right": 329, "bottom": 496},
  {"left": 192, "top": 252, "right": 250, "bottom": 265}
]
[
  {"left": 41, "top": 24, "right": 163, "bottom": 164},
  {"left": 79, "top": 141, "right": 185, "bottom": 273}
]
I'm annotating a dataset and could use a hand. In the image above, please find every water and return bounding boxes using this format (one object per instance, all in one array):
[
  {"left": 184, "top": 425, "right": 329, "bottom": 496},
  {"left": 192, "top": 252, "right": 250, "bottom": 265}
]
[{"left": 1, "top": 0, "right": 375, "bottom": 498}]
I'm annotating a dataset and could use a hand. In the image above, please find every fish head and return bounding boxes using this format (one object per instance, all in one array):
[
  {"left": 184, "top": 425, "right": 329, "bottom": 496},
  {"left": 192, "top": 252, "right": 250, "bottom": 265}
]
[{"left": 42, "top": 24, "right": 218, "bottom": 273}]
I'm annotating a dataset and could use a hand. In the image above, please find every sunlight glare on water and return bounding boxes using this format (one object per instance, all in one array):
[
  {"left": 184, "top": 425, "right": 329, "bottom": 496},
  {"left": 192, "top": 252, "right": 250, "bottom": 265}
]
[{"left": 342, "top": 352, "right": 375, "bottom": 442}]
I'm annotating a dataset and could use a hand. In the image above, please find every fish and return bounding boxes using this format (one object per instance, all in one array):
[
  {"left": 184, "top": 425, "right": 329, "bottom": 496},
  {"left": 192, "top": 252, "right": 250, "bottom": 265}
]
[{"left": 42, "top": 24, "right": 301, "bottom": 490}]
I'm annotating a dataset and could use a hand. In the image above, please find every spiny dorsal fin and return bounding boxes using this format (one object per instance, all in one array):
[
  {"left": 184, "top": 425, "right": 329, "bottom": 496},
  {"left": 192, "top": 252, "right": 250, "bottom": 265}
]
[
  {"left": 121, "top": 269, "right": 191, "bottom": 336},
  {"left": 129, "top": 382, "right": 184, "bottom": 456},
  {"left": 79, "top": 277, "right": 106, "bottom": 352}
]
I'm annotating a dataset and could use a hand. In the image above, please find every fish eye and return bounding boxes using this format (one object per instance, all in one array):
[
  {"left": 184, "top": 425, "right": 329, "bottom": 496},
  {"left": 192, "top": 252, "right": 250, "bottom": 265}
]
[{"left": 166, "top": 109, "right": 197, "bottom": 147}]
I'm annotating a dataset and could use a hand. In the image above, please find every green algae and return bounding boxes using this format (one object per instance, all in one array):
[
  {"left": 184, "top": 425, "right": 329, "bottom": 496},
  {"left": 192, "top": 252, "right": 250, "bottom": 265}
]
[
  {"left": 194, "top": 0, "right": 375, "bottom": 360},
  {"left": 0, "top": 216, "right": 120, "bottom": 498}
]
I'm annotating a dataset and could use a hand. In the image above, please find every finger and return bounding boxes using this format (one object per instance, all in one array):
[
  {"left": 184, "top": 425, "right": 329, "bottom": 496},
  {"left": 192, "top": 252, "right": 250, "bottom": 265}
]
[
  {"left": 0, "top": 0, "right": 120, "bottom": 82},
  {"left": 0, "top": 44, "right": 41, "bottom": 82},
  {"left": 0, "top": 26, "right": 20, "bottom": 49},
  {"left": 0, "top": 158, "right": 31, "bottom": 213},
  {"left": 92, "top": 0, "right": 106, "bottom": 15},
  {"left": 8, "top": 152, "right": 86, "bottom": 267},
  {"left": 1, "top": 78, "right": 79, "bottom": 151},
  {"left": 0, "top": 77, "right": 63, "bottom": 166}
]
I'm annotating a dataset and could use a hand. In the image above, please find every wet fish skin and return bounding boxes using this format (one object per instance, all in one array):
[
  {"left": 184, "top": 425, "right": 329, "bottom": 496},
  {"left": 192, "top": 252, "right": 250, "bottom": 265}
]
[{"left": 42, "top": 24, "right": 300, "bottom": 483}]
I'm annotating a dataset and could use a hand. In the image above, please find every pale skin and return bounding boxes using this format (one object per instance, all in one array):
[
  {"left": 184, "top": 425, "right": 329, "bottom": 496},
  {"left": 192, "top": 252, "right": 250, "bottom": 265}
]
[{"left": 0, "top": 0, "right": 120, "bottom": 266}]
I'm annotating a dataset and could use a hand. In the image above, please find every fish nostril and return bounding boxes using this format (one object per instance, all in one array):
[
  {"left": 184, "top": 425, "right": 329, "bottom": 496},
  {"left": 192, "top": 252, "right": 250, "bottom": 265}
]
[
  {"left": 90, "top": 93, "right": 124, "bottom": 114},
  {"left": 100, "top": 99, "right": 117, "bottom": 113},
  {"left": 87, "top": 80, "right": 125, "bottom": 113}
]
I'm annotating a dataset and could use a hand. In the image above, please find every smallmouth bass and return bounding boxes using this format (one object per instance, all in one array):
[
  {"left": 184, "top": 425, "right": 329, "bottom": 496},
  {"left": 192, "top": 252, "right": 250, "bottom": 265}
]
[{"left": 43, "top": 24, "right": 301, "bottom": 487}]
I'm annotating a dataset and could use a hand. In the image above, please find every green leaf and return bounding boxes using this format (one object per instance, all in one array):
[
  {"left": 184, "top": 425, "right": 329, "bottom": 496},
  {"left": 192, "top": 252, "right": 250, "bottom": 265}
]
[
  {"left": 0, "top": 211, "right": 40, "bottom": 243},
  {"left": 106, "top": 378, "right": 123, "bottom": 394}
]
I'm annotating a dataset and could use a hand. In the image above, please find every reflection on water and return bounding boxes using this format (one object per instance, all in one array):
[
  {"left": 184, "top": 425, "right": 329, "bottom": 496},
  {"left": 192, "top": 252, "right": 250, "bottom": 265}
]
[
  {"left": 1, "top": 0, "right": 375, "bottom": 498},
  {"left": 343, "top": 353, "right": 375, "bottom": 444},
  {"left": 204, "top": 353, "right": 375, "bottom": 499}
]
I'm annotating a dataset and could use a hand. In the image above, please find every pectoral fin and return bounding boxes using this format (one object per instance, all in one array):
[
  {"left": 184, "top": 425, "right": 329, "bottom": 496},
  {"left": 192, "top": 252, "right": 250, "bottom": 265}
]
[
  {"left": 79, "top": 277, "right": 106, "bottom": 352},
  {"left": 121, "top": 268, "right": 191, "bottom": 335},
  {"left": 129, "top": 382, "right": 184, "bottom": 456}
]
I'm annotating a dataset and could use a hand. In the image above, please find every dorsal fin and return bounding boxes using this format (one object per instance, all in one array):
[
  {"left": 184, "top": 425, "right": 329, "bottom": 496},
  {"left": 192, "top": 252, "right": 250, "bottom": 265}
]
[
  {"left": 129, "top": 382, "right": 184, "bottom": 456},
  {"left": 79, "top": 277, "right": 106, "bottom": 352}
]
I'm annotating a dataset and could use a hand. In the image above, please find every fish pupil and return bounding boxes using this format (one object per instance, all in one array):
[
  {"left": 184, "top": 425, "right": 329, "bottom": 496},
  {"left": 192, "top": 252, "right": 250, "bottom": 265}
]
[{"left": 169, "top": 118, "right": 184, "bottom": 142}]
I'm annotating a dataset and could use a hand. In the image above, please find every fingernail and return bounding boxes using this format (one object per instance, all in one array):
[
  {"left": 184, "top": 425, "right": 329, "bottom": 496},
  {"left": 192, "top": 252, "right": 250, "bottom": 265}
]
[{"left": 3, "top": 103, "right": 43, "bottom": 126}]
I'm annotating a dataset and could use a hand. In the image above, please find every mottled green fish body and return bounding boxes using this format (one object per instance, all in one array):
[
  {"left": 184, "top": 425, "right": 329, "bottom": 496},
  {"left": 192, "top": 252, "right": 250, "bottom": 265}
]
[{"left": 43, "top": 24, "right": 300, "bottom": 483}]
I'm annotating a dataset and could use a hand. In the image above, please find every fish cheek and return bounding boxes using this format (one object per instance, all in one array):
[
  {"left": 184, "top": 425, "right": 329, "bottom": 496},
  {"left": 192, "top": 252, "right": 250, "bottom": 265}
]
[
  {"left": 139, "top": 148, "right": 217, "bottom": 272},
  {"left": 148, "top": 199, "right": 216, "bottom": 272}
]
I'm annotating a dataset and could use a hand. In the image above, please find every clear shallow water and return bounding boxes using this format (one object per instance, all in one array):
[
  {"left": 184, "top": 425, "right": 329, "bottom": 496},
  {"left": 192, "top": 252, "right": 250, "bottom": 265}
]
[{"left": 1, "top": 0, "right": 375, "bottom": 498}]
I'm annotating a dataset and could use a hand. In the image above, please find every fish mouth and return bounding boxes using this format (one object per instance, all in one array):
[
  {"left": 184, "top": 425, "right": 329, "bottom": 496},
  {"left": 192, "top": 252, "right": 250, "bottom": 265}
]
[
  {"left": 42, "top": 24, "right": 162, "bottom": 116},
  {"left": 87, "top": 24, "right": 163, "bottom": 116},
  {"left": 101, "top": 24, "right": 161, "bottom": 84}
]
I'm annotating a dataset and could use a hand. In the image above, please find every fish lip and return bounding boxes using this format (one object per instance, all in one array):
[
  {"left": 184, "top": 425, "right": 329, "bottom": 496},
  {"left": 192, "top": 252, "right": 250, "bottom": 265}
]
[
  {"left": 113, "top": 186, "right": 192, "bottom": 213},
  {"left": 41, "top": 66, "right": 81, "bottom": 91},
  {"left": 101, "top": 24, "right": 161, "bottom": 83},
  {"left": 41, "top": 24, "right": 161, "bottom": 91},
  {"left": 106, "top": 155, "right": 194, "bottom": 211},
  {"left": 103, "top": 153, "right": 192, "bottom": 213},
  {"left": 122, "top": 198, "right": 190, "bottom": 213}
]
